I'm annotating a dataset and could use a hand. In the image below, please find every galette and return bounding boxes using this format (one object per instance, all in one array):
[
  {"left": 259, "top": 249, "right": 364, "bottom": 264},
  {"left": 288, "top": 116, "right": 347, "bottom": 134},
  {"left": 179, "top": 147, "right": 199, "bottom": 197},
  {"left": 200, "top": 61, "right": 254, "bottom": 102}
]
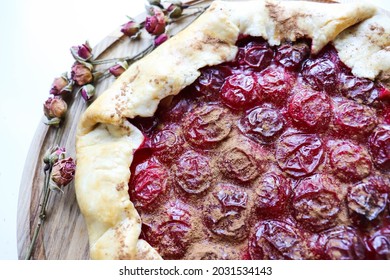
[{"left": 75, "top": 0, "right": 390, "bottom": 260}]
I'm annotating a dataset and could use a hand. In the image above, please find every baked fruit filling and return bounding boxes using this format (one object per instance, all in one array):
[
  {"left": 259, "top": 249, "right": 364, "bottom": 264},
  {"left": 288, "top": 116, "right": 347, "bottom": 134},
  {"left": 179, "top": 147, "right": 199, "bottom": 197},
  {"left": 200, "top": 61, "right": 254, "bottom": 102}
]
[{"left": 129, "top": 36, "right": 390, "bottom": 260}]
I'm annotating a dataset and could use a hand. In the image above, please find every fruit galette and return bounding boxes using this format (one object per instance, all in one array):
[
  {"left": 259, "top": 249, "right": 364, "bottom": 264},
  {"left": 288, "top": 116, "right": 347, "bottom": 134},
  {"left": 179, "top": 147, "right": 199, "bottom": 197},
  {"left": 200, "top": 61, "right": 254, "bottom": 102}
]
[{"left": 75, "top": 0, "right": 390, "bottom": 260}]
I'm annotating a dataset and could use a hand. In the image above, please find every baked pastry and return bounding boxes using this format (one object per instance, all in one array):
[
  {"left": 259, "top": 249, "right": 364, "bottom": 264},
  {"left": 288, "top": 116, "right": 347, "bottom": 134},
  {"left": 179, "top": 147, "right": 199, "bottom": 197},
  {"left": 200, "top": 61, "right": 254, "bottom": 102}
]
[{"left": 75, "top": 0, "right": 390, "bottom": 260}]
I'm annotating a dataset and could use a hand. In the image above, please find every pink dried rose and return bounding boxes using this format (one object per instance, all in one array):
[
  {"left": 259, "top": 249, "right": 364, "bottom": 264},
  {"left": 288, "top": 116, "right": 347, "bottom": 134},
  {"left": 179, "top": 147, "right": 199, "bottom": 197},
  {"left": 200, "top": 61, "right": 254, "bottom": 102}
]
[
  {"left": 121, "top": 20, "right": 141, "bottom": 37},
  {"left": 145, "top": 8, "right": 166, "bottom": 35},
  {"left": 154, "top": 33, "right": 169, "bottom": 46},
  {"left": 43, "top": 97, "right": 67, "bottom": 119},
  {"left": 109, "top": 61, "right": 128, "bottom": 77},
  {"left": 49, "top": 73, "right": 73, "bottom": 96},
  {"left": 43, "top": 146, "right": 66, "bottom": 167},
  {"left": 71, "top": 42, "right": 92, "bottom": 61},
  {"left": 79, "top": 84, "right": 95, "bottom": 102},
  {"left": 71, "top": 62, "right": 93, "bottom": 86},
  {"left": 50, "top": 157, "right": 76, "bottom": 190}
]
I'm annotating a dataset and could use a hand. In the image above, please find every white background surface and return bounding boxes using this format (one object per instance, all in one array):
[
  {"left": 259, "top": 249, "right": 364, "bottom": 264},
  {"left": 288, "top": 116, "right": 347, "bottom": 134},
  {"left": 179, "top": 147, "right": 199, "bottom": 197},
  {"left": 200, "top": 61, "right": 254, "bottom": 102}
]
[{"left": 0, "top": 0, "right": 389, "bottom": 260}]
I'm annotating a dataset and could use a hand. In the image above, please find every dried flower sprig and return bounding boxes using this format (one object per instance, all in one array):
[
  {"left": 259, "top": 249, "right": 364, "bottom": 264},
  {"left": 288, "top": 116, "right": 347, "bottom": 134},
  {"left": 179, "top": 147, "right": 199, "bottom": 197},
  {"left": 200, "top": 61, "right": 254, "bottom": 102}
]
[
  {"left": 25, "top": 144, "right": 75, "bottom": 260},
  {"left": 49, "top": 72, "right": 73, "bottom": 96},
  {"left": 27, "top": 0, "right": 209, "bottom": 260}
]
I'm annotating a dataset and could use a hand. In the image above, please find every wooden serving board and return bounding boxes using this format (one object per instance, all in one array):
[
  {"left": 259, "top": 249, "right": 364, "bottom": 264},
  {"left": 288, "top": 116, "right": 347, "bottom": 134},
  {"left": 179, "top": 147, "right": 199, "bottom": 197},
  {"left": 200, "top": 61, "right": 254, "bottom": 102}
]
[{"left": 17, "top": 0, "right": 388, "bottom": 260}]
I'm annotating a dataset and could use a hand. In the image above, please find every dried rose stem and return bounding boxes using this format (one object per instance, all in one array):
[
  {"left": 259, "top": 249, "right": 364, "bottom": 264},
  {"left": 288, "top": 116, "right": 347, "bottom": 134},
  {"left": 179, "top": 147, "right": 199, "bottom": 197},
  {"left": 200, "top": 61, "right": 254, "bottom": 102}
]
[
  {"left": 90, "top": 43, "right": 154, "bottom": 66},
  {"left": 24, "top": 126, "right": 63, "bottom": 260},
  {"left": 24, "top": 171, "right": 51, "bottom": 259}
]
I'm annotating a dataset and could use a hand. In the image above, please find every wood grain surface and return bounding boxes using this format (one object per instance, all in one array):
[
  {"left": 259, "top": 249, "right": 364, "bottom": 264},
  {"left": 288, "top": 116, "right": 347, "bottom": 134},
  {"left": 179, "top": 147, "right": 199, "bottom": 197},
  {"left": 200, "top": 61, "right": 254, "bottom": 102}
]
[{"left": 16, "top": 0, "right": 388, "bottom": 260}]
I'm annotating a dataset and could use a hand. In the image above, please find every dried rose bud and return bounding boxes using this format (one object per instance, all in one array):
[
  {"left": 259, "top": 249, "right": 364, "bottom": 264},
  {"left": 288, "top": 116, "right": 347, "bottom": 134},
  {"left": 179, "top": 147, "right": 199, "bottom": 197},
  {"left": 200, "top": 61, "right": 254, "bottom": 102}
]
[
  {"left": 71, "top": 42, "right": 92, "bottom": 61},
  {"left": 109, "top": 61, "right": 128, "bottom": 77},
  {"left": 121, "top": 20, "right": 141, "bottom": 37},
  {"left": 154, "top": 33, "right": 169, "bottom": 46},
  {"left": 43, "top": 97, "right": 67, "bottom": 119},
  {"left": 145, "top": 8, "right": 166, "bottom": 35},
  {"left": 43, "top": 146, "right": 66, "bottom": 167},
  {"left": 167, "top": 3, "right": 183, "bottom": 18},
  {"left": 71, "top": 62, "right": 93, "bottom": 86},
  {"left": 79, "top": 84, "right": 95, "bottom": 102},
  {"left": 49, "top": 73, "right": 73, "bottom": 96},
  {"left": 50, "top": 157, "right": 76, "bottom": 191}
]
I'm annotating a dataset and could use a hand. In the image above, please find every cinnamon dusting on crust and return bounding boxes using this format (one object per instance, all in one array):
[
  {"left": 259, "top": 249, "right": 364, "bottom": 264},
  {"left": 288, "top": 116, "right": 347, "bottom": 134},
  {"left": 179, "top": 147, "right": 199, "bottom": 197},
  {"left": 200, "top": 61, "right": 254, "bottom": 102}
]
[
  {"left": 191, "top": 36, "right": 230, "bottom": 52},
  {"left": 114, "top": 224, "right": 127, "bottom": 259},
  {"left": 366, "top": 23, "right": 387, "bottom": 47},
  {"left": 369, "top": 23, "right": 385, "bottom": 35},
  {"left": 203, "top": 36, "right": 230, "bottom": 47},
  {"left": 266, "top": 2, "right": 307, "bottom": 41},
  {"left": 120, "top": 81, "right": 128, "bottom": 94},
  {"left": 116, "top": 182, "right": 125, "bottom": 192}
]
